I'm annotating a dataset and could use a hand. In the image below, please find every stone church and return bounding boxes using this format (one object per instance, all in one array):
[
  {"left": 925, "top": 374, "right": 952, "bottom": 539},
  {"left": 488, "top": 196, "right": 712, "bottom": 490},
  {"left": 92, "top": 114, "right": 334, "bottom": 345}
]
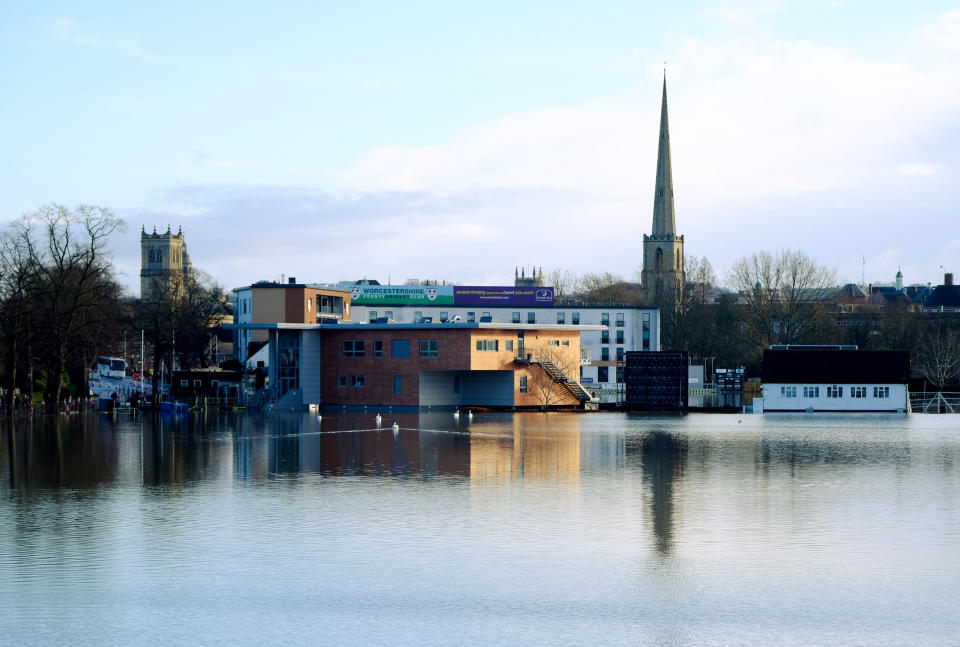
[
  {"left": 639, "top": 75, "right": 684, "bottom": 302},
  {"left": 140, "top": 225, "right": 193, "bottom": 300}
]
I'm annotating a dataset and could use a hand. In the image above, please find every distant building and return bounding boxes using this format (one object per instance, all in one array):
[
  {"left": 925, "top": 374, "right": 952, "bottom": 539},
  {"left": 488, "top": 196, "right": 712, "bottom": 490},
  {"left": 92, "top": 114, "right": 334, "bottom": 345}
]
[
  {"left": 639, "top": 74, "right": 684, "bottom": 302},
  {"left": 925, "top": 273, "right": 960, "bottom": 312},
  {"left": 514, "top": 266, "right": 544, "bottom": 287},
  {"left": 140, "top": 225, "right": 192, "bottom": 300},
  {"left": 757, "top": 346, "right": 910, "bottom": 413}
]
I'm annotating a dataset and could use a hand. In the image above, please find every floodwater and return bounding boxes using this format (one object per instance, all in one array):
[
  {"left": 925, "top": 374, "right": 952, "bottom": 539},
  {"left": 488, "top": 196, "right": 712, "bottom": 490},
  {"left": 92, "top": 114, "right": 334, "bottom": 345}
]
[{"left": 2, "top": 411, "right": 959, "bottom": 646}]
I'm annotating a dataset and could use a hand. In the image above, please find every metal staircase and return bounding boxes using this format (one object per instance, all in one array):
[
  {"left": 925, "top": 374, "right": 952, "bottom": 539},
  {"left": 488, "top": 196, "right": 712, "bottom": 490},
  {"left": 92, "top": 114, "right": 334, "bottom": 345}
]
[{"left": 532, "top": 359, "right": 593, "bottom": 403}]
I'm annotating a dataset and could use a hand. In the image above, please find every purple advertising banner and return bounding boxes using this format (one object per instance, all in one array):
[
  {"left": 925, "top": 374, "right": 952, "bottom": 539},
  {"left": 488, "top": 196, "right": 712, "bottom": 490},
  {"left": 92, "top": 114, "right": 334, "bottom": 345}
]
[{"left": 453, "top": 286, "right": 554, "bottom": 306}]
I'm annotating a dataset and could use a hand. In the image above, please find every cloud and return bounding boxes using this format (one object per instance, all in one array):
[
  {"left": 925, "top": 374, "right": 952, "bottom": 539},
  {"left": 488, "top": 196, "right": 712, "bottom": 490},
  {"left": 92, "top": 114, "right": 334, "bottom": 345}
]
[
  {"left": 333, "top": 10, "right": 960, "bottom": 286},
  {"left": 50, "top": 15, "right": 156, "bottom": 60},
  {"left": 104, "top": 10, "right": 960, "bottom": 295}
]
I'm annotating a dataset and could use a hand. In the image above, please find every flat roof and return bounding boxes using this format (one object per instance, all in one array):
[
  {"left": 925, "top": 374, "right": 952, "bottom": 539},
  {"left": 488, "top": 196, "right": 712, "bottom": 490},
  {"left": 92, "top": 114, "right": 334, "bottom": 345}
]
[
  {"left": 225, "top": 322, "right": 606, "bottom": 331},
  {"left": 233, "top": 283, "right": 352, "bottom": 294}
]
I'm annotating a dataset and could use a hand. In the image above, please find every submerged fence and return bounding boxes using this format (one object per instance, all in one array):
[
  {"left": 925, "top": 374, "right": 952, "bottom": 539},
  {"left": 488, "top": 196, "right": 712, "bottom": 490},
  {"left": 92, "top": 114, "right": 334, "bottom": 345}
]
[{"left": 909, "top": 392, "right": 960, "bottom": 414}]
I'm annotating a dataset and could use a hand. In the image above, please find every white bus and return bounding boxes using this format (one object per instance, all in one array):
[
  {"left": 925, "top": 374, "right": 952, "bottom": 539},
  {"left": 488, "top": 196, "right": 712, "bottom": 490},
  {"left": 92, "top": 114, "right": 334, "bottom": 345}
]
[{"left": 96, "top": 356, "right": 127, "bottom": 379}]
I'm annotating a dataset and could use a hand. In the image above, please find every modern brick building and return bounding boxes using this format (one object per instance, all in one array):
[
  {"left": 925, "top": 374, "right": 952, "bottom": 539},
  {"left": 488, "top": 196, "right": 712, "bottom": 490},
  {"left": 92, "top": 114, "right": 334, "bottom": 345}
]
[{"left": 229, "top": 321, "right": 602, "bottom": 411}]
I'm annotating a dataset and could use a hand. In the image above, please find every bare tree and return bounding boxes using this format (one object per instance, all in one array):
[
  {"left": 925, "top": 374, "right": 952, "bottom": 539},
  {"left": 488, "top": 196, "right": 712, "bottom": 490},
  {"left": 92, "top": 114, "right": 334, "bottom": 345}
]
[
  {"left": 0, "top": 230, "right": 36, "bottom": 413},
  {"left": 915, "top": 323, "right": 960, "bottom": 390},
  {"left": 133, "top": 270, "right": 228, "bottom": 405},
  {"left": 546, "top": 269, "right": 578, "bottom": 303},
  {"left": 576, "top": 272, "right": 639, "bottom": 304},
  {"left": 728, "top": 249, "right": 837, "bottom": 347},
  {"left": 658, "top": 254, "right": 716, "bottom": 354},
  {"left": 527, "top": 345, "right": 582, "bottom": 410},
  {"left": 14, "top": 205, "right": 125, "bottom": 411}
]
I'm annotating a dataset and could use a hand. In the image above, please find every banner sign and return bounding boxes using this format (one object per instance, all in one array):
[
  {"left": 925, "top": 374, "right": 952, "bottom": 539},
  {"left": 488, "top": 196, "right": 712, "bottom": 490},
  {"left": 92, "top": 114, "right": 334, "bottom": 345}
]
[
  {"left": 454, "top": 286, "right": 554, "bottom": 306},
  {"left": 348, "top": 285, "right": 454, "bottom": 305}
]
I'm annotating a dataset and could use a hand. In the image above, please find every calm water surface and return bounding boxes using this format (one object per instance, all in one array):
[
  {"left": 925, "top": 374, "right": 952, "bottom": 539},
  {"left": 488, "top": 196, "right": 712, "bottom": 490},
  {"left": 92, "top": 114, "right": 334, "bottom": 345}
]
[{"left": 2, "top": 411, "right": 959, "bottom": 646}]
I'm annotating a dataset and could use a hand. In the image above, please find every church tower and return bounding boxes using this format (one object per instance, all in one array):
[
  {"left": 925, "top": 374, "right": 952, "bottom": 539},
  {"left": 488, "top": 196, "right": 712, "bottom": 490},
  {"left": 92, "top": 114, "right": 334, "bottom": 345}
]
[
  {"left": 640, "top": 74, "right": 684, "bottom": 301},
  {"left": 140, "top": 225, "right": 193, "bottom": 300}
]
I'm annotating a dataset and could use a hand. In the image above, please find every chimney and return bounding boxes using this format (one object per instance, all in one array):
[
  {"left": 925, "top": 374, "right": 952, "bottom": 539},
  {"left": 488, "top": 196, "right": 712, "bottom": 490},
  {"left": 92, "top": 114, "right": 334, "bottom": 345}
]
[
  {"left": 288, "top": 277, "right": 296, "bottom": 284},
  {"left": 946, "top": 273, "right": 954, "bottom": 286}
]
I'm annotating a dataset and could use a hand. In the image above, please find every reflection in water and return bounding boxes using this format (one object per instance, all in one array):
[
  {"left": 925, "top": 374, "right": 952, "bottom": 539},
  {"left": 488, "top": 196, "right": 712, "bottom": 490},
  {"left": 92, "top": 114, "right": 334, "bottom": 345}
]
[
  {"left": 3, "top": 413, "right": 960, "bottom": 647},
  {"left": 4, "top": 416, "right": 120, "bottom": 490},
  {"left": 469, "top": 414, "right": 582, "bottom": 483},
  {"left": 632, "top": 428, "right": 688, "bottom": 557}
]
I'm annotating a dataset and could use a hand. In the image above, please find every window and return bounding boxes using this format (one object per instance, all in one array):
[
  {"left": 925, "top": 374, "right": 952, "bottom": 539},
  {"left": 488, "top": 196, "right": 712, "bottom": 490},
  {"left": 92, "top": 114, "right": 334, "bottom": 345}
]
[
  {"left": 512, "top": 312, "right": 521, "bottom": 323},
  {"left": 601, "top": 312, "right": 610, "bottom": 326},
  {"left": 616, "top": 366, "right": 624, "bottom": 383},
  {"left": 394, "top": 376, "right": 402, "bottom": 394},
  {"left": 598, "top": 366, "right": 609, "bottom": 382},
  {"left": 601, "top": 330, "right": 610, "bottom": 344},
  {"left": 519, "top": 376, "right": 527, "bottom": 393},
  {"left": 851, "top": 386, "right": 867, "bottom": 398},
  {"left": 874, "top": 386, "right": 889, "bottom": 398},
  {"left": 562, "top": 340, "right": 569, "bottom": 346},
  {"left": 482, "top": 312, "right": 490, "bottom": 319},
  {"left": 374, "top": 340, "right": 384, "bottom": 358},
  {"left": 803, "top": 386, "right": 820, "bottom": 398},
  {"left": 476, "top": 339, "right": 499, "bottom": 351},
  {"left": 572, "top": 312, "right": 580, "bottom": 325},
  {"left": 368, "top": 311, "right": 377, "bottom": 322},
  {"left": 527, "top": 312, "right": 536, "bottom": 324},
  {"left": 343, "top": 340, "right": 365, "bottom": 358},
  {"left": 467, "top": 312, "right": 476, "bottom": 322},
  {"left": 616, "top": 330, "right": 624, "bottom": 344},
  {"left": 547, "top": 340, "right": 559, "bottom": 346},
  {"left": 414, "top": 311, "right": 422, "bottom": 323},
  {"left": 307, "top": 298, "right": 312, "bottom": 312},
  {"left": 350, "top": 375, "right": 365, "bottom": 388},
  {"left": 616, "top": 347, "right": 624, "bottom": 360},
  {"left": 780, "top": 386, "right": 797, "bottom": 398},
  {"left": 557, "top": 312, "right": 566, "bottom": 324},
  {"left": 505, "top": 340, "right": 514, "bottom": 352},
  {"left": 391, "top": 339, "right": 410, "bottom": 358},
  {"left": 601, "top": 348, "right": 609, "bottom": 361},
  {"left": 616, "top": 313, "right": 625, "bottom": 327},
  {"left": 827, "top": 386, "right": 843, "bottom": 398},
  {"left": 337, "top": 375, "right": 347, "bottom": 387},
  {"left": 440, "top": 311, "right": 449, "bottom": 322},
  {"left": 180, "top": 379, "right": 188, "bottom": 388},
  {"left": 384, "top": 311, "right": 393, "bottom": 320},
  {"left": 420, "top": 339, "right": 439, "bottom": 357}
]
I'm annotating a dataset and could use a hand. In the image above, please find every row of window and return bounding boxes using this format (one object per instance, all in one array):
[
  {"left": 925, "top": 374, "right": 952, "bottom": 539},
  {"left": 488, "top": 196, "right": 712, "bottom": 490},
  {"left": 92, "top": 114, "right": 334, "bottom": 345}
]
[
  {"left": 779, "top": 386, "right": 891, "bottom": 399},
  {"left": 594, "top": 366, "right": 625, "bottom": 383},
  {"left": 600, "top": 330, "right": 626, "bottom": 344},
  {"left": 343, "top": 339, "right": 437, "bottom": 358},
  {"left": 337, "top": 375, "right": 404, "bottom": 394}
]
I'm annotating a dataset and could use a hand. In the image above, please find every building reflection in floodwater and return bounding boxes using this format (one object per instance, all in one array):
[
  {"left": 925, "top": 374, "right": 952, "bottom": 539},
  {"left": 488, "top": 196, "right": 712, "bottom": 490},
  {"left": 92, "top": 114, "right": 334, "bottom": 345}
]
[{"left": 628, "top": 426, "right": 688, "bottom": 557}]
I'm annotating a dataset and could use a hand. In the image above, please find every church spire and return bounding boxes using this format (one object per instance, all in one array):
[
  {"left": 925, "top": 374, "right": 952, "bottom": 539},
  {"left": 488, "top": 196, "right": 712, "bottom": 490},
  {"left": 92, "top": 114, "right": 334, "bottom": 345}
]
[{"left": 652, "top": 73, "right": 676, "bottom": 236}]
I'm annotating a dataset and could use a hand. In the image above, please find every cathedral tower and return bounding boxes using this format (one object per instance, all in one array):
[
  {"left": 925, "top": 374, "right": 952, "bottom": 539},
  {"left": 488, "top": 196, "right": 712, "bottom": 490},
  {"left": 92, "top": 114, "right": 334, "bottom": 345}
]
[
  {"left": 640, "top": 74, "right": 684, "bottom": 301},
  {"left": 140, "top": 225, "right": 192, "bottom": 300}
]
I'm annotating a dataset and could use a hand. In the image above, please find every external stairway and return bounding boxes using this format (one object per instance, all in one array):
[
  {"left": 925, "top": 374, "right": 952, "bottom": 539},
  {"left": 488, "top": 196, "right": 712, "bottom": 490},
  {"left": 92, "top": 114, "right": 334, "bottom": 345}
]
[{"left": 530, "top": 359, "right": 595, "bottom": 405}]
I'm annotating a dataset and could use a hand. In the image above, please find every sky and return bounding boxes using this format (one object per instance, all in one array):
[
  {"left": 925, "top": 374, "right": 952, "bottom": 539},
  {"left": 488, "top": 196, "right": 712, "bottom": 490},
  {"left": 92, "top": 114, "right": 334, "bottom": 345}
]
[{"left": 2, "top": 1, "right": 959, "bottom": 296}]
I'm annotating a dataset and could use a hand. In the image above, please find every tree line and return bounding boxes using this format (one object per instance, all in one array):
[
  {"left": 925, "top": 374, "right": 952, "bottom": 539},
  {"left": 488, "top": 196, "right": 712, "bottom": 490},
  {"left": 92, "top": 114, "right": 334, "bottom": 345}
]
[
  {"left": 0, "top": 205, "right": 228, "bottom": 413},
  {"left": 548, "top": 249, "right": 960, "bottom": 387}
]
